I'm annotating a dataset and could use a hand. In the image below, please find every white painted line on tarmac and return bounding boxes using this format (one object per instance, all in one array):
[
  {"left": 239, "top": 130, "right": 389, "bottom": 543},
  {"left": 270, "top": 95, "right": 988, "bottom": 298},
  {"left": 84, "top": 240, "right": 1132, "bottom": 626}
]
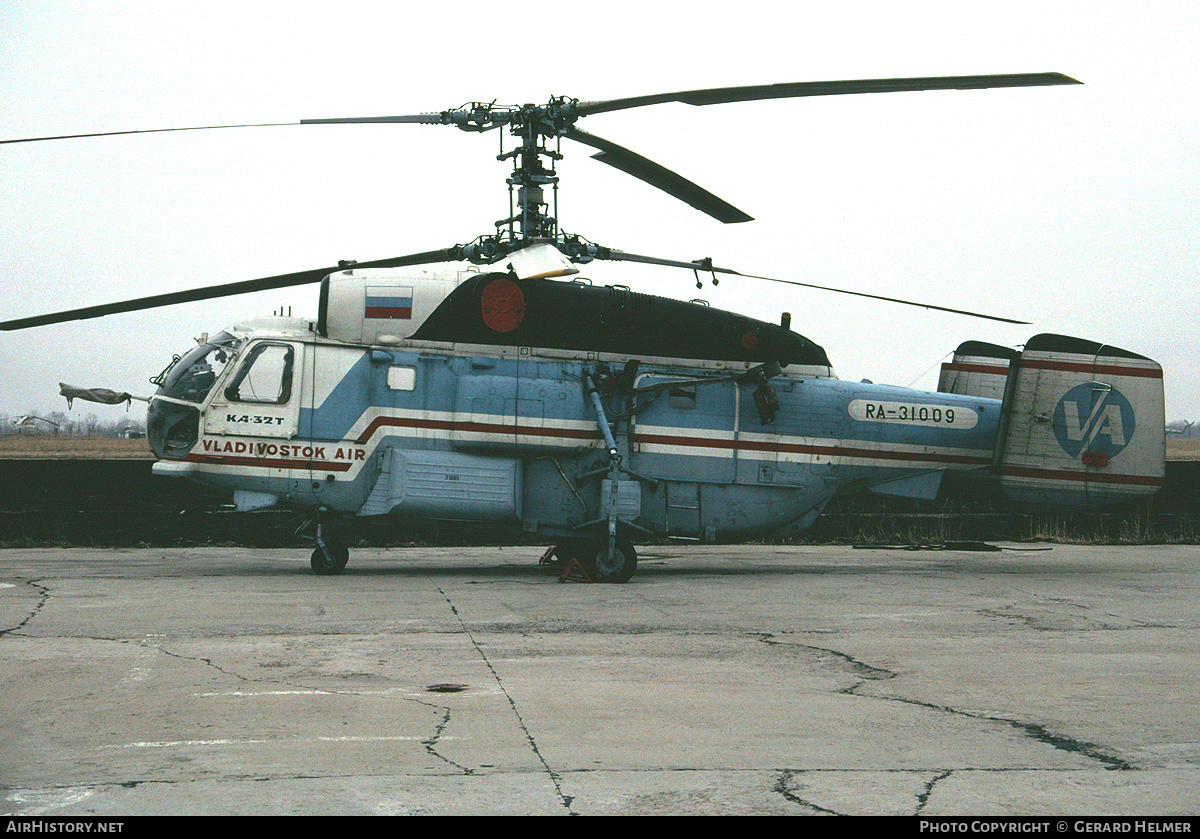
[
  {"left": 195, "top": 690, "right": 330, "bottom": 696},
  {"left": 100, "top": 734, "right": 460, "bottom": 749}
]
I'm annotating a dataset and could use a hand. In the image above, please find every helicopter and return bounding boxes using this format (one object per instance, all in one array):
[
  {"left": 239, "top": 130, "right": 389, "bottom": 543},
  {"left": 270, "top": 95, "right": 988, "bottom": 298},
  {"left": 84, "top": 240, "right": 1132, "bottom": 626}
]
[{"left": 1, "top": 73, "right": 1165, "bottom": 581}]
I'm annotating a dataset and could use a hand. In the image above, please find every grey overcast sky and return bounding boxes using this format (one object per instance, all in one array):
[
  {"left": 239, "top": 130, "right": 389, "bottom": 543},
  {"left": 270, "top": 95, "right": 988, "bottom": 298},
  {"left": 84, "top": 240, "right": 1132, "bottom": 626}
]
[{"left": 2, "top": 1, "right": 1197, "bottom": 420}]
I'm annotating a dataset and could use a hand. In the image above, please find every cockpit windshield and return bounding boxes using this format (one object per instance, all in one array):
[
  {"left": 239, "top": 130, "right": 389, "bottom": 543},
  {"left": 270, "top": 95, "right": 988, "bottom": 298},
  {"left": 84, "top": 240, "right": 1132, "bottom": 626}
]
[
  {"left": 155, "top": 331, "right": 240, "bottom": 404},
  {"left": 147, "top": 331, "right": 241, "bottom": 459}
]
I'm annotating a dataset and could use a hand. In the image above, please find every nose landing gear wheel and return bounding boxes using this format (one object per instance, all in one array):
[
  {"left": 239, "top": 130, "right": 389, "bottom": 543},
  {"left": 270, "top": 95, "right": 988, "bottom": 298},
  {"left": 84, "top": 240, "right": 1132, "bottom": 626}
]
[
  {"left": 311, "top": 544, "right": 349, "bottom": 575},
  {"left": 584, "top": 537, "right": 637, "bottom": 583}
]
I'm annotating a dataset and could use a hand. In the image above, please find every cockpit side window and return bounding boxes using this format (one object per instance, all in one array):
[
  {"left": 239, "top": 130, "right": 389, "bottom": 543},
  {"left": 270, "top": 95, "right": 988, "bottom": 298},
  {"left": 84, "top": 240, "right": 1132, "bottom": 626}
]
[{"left": 224, "top": 342, "right": 294, "bottom": 405}]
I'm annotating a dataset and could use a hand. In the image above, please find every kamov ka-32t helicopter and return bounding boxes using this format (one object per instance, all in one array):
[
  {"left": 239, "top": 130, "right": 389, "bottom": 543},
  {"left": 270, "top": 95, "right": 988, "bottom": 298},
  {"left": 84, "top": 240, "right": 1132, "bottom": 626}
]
[{"left": 1, "top": 74, "right": 1166, "bottom": 580}]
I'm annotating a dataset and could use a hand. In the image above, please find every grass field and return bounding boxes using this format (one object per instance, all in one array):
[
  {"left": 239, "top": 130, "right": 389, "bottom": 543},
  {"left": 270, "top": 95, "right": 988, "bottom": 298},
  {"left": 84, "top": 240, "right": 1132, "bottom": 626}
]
[
  {"left": 1169, "top": 438, "right": 1200, "bottom": 460},
  {"left": 0, "top": 435, "right": 153, "bottom": 459}
]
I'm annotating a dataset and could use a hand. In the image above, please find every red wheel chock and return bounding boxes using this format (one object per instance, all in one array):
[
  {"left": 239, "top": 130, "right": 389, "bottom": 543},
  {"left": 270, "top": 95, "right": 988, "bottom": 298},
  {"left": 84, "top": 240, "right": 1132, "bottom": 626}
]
[{"left": 558, "top": 556, "right": 593, "bottom": 583}]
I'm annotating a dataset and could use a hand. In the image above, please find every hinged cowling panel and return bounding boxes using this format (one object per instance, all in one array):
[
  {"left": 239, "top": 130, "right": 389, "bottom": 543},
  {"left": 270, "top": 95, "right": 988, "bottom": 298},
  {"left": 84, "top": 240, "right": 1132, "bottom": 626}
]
[
  {"left": 319, "top": 268, "right": 470, "bottom": 345},
  {"left": 360, "top": 448, "right": 521, "bottom": 521}
]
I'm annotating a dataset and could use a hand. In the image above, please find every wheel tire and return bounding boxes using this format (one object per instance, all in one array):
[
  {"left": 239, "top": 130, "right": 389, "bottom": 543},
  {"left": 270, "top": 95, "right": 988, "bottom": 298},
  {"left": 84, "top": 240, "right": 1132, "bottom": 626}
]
[
  {"left": 310, "top": 544, "right": 349, "bottom": 575},
  {"left": 585, "top": 537, "right": 637, "bottom": 583}
]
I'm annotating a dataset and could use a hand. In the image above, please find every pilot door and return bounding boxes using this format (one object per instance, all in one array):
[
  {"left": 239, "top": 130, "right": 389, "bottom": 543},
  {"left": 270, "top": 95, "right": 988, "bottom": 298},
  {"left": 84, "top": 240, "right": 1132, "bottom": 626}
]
[{"left": 202, "top": 340, "right": 302, "bottom": 492}]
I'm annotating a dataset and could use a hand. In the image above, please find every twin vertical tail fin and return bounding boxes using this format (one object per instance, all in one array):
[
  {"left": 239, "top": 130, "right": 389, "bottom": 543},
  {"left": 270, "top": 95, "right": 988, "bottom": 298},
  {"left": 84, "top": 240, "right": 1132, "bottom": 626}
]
[
  {"left": 941, "top": 335, "right": 1165, "bottom": 509},
  {"left": 938, "top": 340, "right": 1019, "bottom": 401}
]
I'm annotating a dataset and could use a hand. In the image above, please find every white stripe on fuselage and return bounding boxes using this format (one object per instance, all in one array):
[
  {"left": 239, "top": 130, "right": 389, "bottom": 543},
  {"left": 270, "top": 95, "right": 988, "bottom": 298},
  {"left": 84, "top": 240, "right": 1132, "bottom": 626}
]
[{"left": 186, "top": 406, "right": 992, "bottom": 479}]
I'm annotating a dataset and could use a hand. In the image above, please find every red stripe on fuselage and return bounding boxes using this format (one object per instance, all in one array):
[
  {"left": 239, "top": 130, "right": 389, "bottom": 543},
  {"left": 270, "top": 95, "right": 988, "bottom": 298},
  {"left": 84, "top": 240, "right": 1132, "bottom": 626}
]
[
  {"left": 941, "top": 362, "right": 1010, "bottom": 375},
  {"left": 354, "top": 415, "right": 602, "bottom": 445},
  {"left": 631, "top": 432, "right": 992, "bottom": 466},
  {"left": 192, "top": 416, "right": 992, "bottom": 472},
  {"left": 353, "top": 415, "right": 991, "bottom": 465},
  {"left": 998, "top": 464, "right": 1163, "bottom": 486},
  {"left": 1020, "top": 358, "right": 1162, "bottom": 379}
]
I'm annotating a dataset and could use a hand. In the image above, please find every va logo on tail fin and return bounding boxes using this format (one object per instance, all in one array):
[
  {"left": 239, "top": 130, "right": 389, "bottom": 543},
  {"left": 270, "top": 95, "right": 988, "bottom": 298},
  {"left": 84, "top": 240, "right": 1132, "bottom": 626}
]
[{"left": 1053, "top": 383, "right": 1136, "bottom": 459}]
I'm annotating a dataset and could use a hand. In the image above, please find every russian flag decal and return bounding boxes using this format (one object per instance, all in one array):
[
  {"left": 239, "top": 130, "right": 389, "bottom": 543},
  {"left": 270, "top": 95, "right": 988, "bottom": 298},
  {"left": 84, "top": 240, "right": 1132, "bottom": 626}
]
[{"left": 365, "top": 286, "right": 413, "bottom": 319}]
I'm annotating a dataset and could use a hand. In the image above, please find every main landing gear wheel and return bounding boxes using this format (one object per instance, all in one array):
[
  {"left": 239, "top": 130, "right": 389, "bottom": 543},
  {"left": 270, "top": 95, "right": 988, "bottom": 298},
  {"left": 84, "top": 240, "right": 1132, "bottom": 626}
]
[
  {"left": 310, "top": 543, "right": 349, "bottom": 575},
  {"left": 585, "top": 537, "right": 638, "bottom": 583}
]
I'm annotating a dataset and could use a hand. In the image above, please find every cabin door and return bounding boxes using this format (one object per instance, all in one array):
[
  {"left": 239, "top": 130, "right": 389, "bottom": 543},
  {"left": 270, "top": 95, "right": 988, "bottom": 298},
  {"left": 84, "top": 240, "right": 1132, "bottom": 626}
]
[{"left": 629, "top": 375, "right": 737, "bottom": 484}]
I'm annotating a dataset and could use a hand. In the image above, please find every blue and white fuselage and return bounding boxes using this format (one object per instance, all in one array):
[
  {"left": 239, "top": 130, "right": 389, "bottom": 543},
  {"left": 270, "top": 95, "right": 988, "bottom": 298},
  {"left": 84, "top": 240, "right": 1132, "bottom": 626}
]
[{"left": 145, "top": 266, "right": 1162, "bottom": 577}]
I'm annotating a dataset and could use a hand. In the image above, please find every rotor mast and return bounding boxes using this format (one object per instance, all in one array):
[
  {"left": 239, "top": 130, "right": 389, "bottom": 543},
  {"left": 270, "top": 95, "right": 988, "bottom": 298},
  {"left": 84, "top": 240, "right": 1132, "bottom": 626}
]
[
  {"left": 445, "top": 98, "right": 580, "bottom": 259},
  {"left": 498, "top": 101, "right": 567, "bottom": 244}
]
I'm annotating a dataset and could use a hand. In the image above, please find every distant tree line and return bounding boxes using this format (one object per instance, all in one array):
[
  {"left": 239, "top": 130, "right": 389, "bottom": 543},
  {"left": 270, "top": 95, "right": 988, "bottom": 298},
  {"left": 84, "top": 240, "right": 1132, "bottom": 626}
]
[{"left": 1, "top": 410, "right": 147, "bottom": 438}]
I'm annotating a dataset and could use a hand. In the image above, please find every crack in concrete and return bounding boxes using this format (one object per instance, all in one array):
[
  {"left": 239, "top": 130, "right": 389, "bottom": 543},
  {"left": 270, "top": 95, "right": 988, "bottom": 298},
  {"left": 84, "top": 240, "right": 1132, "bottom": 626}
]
[
  {"left": 980, "top": 605, "right": 1138, "bottom": 632},
  {"left": 4, "top": 573, "right": 1139, "bottom": 811},
  {"left": 772, "top": 769, "right": 844, "bottom": 815},
  {"left": 752, "top": 632, "right": 896, "bottom": 681},
  {"left": 123, "top": 637, "right": 474, "bottom": 776},
  {"left": 754, "top": 632, "right": 1134, "bottom": 772},
  {"left": 915, "top": 769, "right": 952, "bottom": 813},
  {"left": 420, "top": 703, "right": 475, "bottom": 776},
  {"left": 436, "top": 584, "right": 577, "bottom": 816},
  {"left": 1007, "top": 719, "right": 1132, "bottom": 770},
  {"left": 864, "top": 690, "right": 1135, "bottom": 771},
  {"left": 152, "top": 642, "right": 252, "bottom": 682},
  {"left": 1, "top": 579, "right": 50, "bottom": 636},
  {"left": 979, "top": 594, "right": 1178, "bottom": 633}
]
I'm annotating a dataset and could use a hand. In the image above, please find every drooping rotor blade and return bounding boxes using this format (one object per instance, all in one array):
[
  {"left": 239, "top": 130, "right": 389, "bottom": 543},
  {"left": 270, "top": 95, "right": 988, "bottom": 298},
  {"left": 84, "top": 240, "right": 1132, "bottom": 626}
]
[
  {"left": 0, "top": 115, "right": 449, "bottom": 146},
  {"left": 564, "top": 127, "right": 753, "bottom": 224},
  {"left": 0, "top": 248, "right": 463, "bottom": 330},
  {"left": 599, "top": 249, "right": 1030, "bottom": 324},
  {"left": 297, "top": 114, "right": 451, "bottom": 126},
  {"left": 2, "top": 73, "right": 1081, "bottom": 145},
  {"left": 0, "top": 122, "right": 297, "bottom": 146},
  {"left": 574, "top": 72, "right": 1081, "bottom": 117}
]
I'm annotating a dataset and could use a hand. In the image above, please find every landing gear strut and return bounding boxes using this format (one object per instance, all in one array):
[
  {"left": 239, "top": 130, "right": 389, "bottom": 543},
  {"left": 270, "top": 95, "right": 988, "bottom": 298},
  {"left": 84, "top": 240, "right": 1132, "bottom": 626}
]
[{"left": 308, "top": 514, "right": 349, "bottom": 575}]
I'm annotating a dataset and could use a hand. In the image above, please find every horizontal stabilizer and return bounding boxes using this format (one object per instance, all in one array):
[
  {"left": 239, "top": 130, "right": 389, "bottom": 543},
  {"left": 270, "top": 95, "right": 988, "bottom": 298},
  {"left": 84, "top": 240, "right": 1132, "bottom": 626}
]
[{"left": 868, "top": 470, "right": 945, "bottom": 501}]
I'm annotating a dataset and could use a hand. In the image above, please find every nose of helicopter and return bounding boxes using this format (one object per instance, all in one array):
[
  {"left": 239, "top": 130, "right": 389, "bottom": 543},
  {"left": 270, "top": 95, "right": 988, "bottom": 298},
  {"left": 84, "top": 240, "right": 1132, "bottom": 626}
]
[{"left": 145, "top": 395, "right": 200, "bottom": 460}]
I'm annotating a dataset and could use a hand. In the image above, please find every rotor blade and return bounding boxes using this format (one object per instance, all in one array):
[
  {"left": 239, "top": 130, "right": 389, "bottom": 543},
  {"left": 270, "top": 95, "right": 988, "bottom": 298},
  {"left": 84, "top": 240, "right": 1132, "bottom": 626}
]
[
  {"left": 574, "top": 72, "right": 1081, "bottom": 117},
  {"left": 564, "top": 127, "right": 753, "bottom": 224},
  {"left": 0, "top": 122, "right": 299, "bottom": 145},
  {"left": 0, "top": 115, "right": 448, "bottom": 145},
  {"left": 599, "top": 249, "right": 1030, "bottom": 324},
  {"left": 3, "top": 73, "right": 1081, "bottom": 144},
  {"left": 297, "top": 114, "right": 448, "bottom": 125},
  {"left": 0, "top": 248, "right": 463, "bottom": 330}
]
